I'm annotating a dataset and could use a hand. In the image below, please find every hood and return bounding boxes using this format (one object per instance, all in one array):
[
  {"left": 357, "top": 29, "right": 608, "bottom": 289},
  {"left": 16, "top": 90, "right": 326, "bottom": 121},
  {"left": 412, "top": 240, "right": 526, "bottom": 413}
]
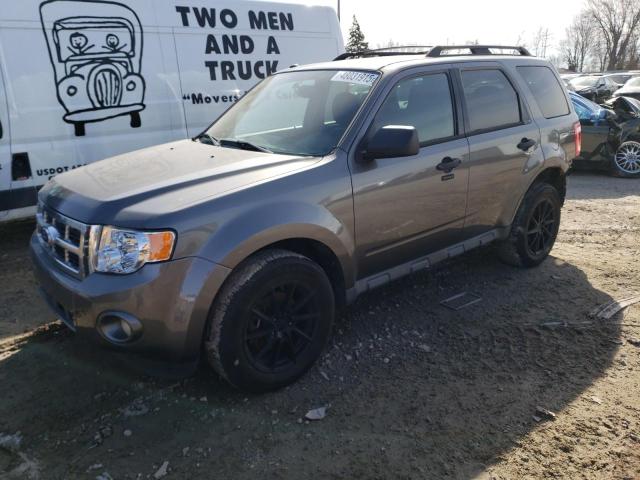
[{"left": 41, "top": 140, "right": 321, "bottom": 226}]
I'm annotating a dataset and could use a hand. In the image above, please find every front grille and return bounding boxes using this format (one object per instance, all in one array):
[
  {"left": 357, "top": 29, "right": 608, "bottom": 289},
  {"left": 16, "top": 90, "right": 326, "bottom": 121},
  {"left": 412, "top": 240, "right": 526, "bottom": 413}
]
[
  {"left": 36, "top": 202, "right": 90, "bottom": 279},
  {"left": 94, "top": 67, "right": 122, "bottom": 107}
]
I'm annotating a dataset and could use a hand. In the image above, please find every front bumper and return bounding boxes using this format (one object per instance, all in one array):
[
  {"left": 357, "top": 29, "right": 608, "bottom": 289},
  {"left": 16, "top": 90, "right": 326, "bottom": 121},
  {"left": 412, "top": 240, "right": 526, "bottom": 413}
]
[{"left": 30, "top": 233, "right": 230, "bottom": 361}]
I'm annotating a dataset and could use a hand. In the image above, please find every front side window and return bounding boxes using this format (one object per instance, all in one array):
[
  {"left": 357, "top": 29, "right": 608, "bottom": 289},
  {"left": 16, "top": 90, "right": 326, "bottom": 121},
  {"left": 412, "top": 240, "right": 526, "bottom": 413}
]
[
  {"left": 207, "top": 70, "right": 379, "bottom": 156},
  {"left": 517, "top": 66, "right": 570, "bottom": 119},
  {"left": 461, "top": 69, "right": 521, "bottom": 132},
  {"left": 370, "top": 73, "right": 455, "bottom": 144}
]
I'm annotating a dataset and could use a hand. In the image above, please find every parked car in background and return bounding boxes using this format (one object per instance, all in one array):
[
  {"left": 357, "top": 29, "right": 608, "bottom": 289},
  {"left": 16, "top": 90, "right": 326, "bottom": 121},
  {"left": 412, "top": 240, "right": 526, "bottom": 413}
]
[
  {"left": 603, "top": 72, "right": 640, "bottom": 89},
  {"left": 612, "top": 77, "right": 640, "bottom": 101},
  {"left": 569, "top": 75, "right": 617, "bottom": 103},
  {"left": 570, "top": 91, "right": 640, "bottom": 177},
  {"left": 561, "top": 77, "right": 577, "bottom": 92},
  {"left": 31, "top": 45, "right": 579, "bottom": 391}
]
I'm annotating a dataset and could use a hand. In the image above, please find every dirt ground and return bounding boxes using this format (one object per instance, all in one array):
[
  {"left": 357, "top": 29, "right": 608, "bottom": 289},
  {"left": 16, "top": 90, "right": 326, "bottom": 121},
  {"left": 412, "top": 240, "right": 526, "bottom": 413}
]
[{"left": 0, "top": 171, "right": 639, "bottom": 480}]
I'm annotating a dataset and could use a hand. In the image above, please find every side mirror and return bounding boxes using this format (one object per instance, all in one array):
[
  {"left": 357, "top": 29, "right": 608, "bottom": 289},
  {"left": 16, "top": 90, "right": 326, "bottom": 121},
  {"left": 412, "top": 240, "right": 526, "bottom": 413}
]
[{"left": 360, "top": 125, "right": 420, "bottom": 162}]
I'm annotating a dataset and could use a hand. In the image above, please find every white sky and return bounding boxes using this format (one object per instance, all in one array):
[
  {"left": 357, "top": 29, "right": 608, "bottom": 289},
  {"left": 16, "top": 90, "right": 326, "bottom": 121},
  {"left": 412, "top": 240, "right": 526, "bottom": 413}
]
[{"left": 283, "top": 0, "right": 587, "bottom": 55}]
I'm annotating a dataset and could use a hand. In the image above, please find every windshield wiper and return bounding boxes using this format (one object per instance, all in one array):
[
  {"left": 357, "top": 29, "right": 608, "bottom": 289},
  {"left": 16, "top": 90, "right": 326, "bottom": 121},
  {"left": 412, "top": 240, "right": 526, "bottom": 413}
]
[
  {"left": 193, "top": 132, "right": 219, "bottom": 146},
  {"left": 219, "top": 138, "right": 273, "bottom": 154}
]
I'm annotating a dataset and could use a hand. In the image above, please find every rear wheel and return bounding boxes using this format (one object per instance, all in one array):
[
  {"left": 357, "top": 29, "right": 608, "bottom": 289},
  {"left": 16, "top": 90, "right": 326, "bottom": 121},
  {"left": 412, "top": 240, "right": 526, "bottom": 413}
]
[
  {"left": 612, "top": 141, "right": 640, "bottom": 178},
  {"left": 205, "top": 249, "right": 335, "bottom": 392},
  {"left": 498, "top": 182, "right": 562, "bottom": 268}
]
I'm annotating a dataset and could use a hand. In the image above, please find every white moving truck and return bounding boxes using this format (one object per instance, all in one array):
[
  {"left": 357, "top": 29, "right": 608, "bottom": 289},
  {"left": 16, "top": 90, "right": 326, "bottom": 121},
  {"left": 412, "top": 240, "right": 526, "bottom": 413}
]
[{"left": 0, "top": 0, "right": 343, "bottom": 221}]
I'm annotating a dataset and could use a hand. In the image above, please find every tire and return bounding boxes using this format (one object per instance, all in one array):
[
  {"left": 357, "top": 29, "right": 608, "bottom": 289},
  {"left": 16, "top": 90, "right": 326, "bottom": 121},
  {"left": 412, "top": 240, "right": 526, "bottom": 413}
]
[
  {"left": 611, "top": 141, "right": 640, "bottom": 178},
  {"left": 497, "top": 182, "right": 562, "bottom": 268},
  {"left": 204, "top": 249, "right": 335, "bottom": 392}
]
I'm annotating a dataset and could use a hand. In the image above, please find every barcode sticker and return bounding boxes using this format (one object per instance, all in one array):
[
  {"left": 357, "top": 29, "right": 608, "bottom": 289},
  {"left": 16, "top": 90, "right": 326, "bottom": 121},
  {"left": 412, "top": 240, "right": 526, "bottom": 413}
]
[{"left": 331, "top": 71, "right": 379, "bottom": 86}]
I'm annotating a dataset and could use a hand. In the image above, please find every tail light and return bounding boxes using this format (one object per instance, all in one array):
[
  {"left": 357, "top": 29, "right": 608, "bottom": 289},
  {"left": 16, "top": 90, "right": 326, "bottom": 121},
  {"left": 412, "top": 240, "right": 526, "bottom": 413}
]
[{"left": 574, "top": 121, "right": 582, "bottom": 158}]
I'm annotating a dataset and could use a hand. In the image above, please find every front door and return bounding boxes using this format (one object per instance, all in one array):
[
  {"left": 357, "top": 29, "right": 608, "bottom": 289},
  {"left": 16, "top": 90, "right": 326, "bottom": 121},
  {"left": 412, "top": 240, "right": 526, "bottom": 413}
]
[
  {"left": 0, "top": 65, "right": 9, "bottom": 219},
  {"left": 350, "top": 68, "right": 470, "bottom": 278}
]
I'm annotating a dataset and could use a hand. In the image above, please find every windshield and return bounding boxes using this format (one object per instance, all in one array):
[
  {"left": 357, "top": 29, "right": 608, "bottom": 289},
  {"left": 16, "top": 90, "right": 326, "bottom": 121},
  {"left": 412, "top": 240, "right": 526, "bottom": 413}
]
[
  {"left": 570, "top": 76, "right": 598, "bottom": 87},
  {"left": 205, "top": 70, "right": 379, "bottom": 156}
]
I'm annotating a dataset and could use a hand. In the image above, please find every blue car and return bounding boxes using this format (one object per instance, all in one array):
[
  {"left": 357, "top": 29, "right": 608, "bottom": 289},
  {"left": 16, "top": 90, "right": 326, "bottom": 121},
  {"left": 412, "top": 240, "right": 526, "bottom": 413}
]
[{"left": 569, "top": 91, "right": 640, "bottom": 177}]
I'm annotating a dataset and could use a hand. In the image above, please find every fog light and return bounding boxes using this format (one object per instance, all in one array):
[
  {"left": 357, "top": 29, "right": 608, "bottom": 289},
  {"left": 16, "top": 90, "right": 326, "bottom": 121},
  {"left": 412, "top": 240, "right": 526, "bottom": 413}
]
[
  {"left": 97, "top": 311, "right": 142, "bottom": 344},
  {"left": 67, "top": 85, "right": 77, "bottom": 96}
]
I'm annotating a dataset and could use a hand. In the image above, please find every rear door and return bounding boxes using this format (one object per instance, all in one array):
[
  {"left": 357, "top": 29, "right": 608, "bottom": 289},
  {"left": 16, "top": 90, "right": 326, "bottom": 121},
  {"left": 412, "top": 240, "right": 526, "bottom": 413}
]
[
  {"left": 0, "top": 67, "right": 9, "bottom": 219},
  {"left": 458, "top": 63, "right": 543, "bottom": 236}
]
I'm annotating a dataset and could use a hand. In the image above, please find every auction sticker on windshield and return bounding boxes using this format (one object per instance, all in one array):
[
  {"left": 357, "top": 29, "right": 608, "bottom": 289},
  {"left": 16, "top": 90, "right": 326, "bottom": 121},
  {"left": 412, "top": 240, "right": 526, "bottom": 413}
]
[{"left": 331, "top": 71, "right": 380, "bottom": 86}]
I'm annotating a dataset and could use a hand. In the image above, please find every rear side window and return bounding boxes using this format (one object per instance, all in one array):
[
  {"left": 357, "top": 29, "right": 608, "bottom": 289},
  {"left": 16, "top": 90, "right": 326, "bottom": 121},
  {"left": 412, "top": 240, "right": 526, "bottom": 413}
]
[
  {"left": 517, "top": 66, "right": 570, "bottom": 118},
  {"left": 461, "top": 69, "right": 521, "bottom": 132}
]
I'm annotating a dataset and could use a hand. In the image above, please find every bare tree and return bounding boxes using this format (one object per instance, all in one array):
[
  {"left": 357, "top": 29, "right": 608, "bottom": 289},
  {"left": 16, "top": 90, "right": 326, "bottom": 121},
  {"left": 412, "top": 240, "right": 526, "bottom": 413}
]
[
  {"left": 561, "top": 12, "right": 595, "bottom": 71},
  {"left": 588, "top": 0, "right": 640, "bottom": 70},
  {"left": 590, "top": 29, "right": 611, "bottom": 71},
  {"left": 531, "top": 27, "right": 552, "bottom": 57}
]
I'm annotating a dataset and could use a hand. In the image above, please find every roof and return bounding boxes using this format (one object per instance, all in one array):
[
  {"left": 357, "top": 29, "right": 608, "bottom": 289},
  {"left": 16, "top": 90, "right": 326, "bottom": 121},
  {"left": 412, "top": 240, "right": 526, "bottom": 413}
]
[{"left": 288, "top": 53, "right": 549, "bottom": 74}]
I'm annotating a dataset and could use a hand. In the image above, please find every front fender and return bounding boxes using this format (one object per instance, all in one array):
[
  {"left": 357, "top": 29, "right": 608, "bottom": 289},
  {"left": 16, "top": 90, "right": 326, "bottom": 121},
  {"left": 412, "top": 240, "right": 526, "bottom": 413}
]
[{"left": 199, "top": 201, "right": 356, "bottom": 288}]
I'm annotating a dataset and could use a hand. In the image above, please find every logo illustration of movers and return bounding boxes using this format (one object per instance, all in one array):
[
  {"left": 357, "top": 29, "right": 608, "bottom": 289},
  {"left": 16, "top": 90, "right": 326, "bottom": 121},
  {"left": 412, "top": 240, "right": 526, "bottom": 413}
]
[{"left": 175, "top": 6, "right": 295, "bottom": 82}]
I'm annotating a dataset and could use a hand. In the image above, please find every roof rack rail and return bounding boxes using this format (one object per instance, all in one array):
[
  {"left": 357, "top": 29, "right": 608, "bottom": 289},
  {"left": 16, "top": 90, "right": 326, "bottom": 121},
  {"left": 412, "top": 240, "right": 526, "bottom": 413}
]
[
  {"left": 334, "top": 45, "right": 432, "bottom": 61},
  {"left": 426, "top": 45, "right": 532, "bottom": 57}
]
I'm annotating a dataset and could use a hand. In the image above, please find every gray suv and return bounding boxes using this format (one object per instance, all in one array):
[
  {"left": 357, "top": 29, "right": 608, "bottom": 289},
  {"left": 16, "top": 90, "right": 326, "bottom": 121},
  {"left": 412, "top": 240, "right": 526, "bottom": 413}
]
[{"left": 30, "top": 45, "right": 580, "bottom": 391}]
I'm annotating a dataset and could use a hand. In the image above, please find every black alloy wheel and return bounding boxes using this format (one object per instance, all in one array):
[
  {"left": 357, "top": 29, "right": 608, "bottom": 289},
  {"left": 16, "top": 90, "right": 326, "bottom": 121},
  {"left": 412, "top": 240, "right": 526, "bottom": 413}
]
[
  {"left": 205, "top": 250, "right": 334, "bottom": 392},
  {"left": 243, "top": 281, "right": 321, "bottom": 374},
  {"left": 525, "top": 199, "right": 557, "bottom": 257}
]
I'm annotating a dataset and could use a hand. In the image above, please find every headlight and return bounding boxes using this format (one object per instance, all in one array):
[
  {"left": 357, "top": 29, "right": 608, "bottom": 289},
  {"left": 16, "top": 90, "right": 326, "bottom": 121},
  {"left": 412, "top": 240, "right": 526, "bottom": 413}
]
[{"left": 91, "top": 226, "right": 176, "bottom": 274}]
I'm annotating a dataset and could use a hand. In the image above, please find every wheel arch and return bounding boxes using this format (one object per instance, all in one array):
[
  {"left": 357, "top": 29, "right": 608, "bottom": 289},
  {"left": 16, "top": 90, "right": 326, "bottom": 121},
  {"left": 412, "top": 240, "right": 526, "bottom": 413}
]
[
  {"left": 505, "top": 166, "right": 567, "bottom": 228},
  {"left": 253, "top": 237, "right": 349, "bottom": 308},
  {"left": 530, "top": 167, "right": 566, "bottom": 203}
]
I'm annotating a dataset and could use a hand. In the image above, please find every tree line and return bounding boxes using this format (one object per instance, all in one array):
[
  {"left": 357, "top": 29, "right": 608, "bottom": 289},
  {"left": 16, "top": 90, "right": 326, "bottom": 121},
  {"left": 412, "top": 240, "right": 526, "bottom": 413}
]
[
  {"left": 346, "top": 1, "right": 640, "bottom": 73},
  {"left": 562, "top": 0, "right": 640, "bottom": 72}
]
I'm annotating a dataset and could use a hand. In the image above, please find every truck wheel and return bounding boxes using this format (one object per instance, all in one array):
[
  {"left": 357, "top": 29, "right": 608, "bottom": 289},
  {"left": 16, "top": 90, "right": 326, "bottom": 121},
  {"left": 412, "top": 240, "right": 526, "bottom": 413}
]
[
  {"left": 74, "top": 122, "right": 85, "bottom": 137},
  {"left": 205, "top": 249, "right": 335, "bottom": 392},
  {"left": 612, "top": 141, "right": 640, "bottom": 178},
  {"left": 497, "top": 182, "right": 561, "bottom": 268},
  {"left": 130, "top": 112, "right": 141, "bottom": 128}
]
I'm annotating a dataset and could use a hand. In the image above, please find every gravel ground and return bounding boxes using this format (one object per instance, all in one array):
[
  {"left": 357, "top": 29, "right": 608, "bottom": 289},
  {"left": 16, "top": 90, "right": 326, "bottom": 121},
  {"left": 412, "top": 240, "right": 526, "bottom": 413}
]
[{"left": 0, "top": 171, "right": 638, "bottom": 479}]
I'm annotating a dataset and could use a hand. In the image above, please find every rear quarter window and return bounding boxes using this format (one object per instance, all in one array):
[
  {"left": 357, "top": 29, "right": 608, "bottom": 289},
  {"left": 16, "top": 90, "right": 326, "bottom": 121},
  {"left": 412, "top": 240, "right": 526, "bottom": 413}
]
[{"left": 517, "top": 66, "right": 570, "bottom": 119}]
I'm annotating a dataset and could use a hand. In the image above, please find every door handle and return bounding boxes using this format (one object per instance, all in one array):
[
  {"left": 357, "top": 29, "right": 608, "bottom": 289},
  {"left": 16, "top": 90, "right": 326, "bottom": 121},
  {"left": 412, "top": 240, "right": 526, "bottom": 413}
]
[
  {"left": 517, "top": 138, "right": 537, "bottom": 152},
  {"left": 436, "top": 156, "right": 462, "bottom": 173},
  {"left": 0, "top": 119, "right": 3, "bottom": 140}
]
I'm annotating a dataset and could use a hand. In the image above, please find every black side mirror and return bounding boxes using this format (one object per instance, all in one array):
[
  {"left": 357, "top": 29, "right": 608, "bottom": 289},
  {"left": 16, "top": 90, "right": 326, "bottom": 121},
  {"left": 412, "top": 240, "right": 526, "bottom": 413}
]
[{"left": 360, "top": 125, "right": 419, "bottom": 162}]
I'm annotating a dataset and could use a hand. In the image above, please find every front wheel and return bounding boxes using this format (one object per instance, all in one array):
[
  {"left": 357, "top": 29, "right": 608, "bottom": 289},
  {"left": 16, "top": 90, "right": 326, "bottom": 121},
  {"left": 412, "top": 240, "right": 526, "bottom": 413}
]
[
  {"left": 205, "top": 249, "right": 335, "bottom": 392},
  {"left": 612, "top": 141, "right": 640, "bottom": 178},
  {"left": 497, "top": 182, "right": 562, "bottom": 268}
]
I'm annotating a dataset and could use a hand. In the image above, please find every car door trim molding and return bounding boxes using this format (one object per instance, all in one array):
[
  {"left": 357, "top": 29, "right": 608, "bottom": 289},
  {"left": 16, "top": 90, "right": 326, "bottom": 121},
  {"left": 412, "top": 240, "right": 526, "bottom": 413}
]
[{"left": 346, "top": 226, "right": 508, "bottom": 303}]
